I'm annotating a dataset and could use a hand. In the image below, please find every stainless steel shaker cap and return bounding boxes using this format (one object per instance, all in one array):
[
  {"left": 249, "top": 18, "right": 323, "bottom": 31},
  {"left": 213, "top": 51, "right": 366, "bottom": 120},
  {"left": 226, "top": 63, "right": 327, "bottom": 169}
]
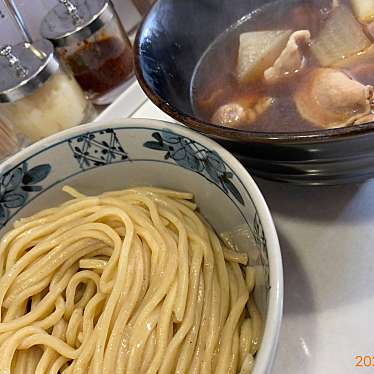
[
  {"left": 40, "top": 0, "right": 115, "bottom": 48},
  {"left": 0, "top": 39, "right": 59, "bottom": 103}
]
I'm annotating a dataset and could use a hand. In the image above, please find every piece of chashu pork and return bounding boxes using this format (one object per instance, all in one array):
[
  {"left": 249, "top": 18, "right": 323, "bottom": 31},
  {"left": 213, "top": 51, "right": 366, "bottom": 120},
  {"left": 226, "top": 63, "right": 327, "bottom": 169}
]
[
  {"left": 294, "top": 68, "right": 374, "bottom": 129},
  {"left": 264, "top": 30, "right": 311, "bottom": 85}
]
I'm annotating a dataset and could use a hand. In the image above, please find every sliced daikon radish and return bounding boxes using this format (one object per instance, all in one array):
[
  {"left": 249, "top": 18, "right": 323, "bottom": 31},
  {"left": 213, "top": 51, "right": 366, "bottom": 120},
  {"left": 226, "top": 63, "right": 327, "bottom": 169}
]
[
  {"left": 311, "top": 6, "right": 371, "bottom": 66},
  {"left": 351, "top": 0, "right": 374, "bottom": 24},
  {"left": 237, "top": 30, "right": 292, "bottom": 84}
]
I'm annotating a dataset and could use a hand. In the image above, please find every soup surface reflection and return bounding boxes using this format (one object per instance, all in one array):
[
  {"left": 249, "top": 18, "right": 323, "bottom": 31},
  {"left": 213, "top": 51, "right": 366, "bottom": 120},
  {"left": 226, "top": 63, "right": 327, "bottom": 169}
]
[{"left": 191, "top": 0, "right": 374, "bottom": 133}]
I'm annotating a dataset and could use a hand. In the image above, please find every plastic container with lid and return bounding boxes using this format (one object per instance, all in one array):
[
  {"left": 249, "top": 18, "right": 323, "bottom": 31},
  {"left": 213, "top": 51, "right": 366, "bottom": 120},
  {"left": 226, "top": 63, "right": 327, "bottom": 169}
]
[
  {"left": 0, "top": 40, "right": 95, "bottom": 143},
  {"left": 41, "top": 0, "right": 134, "bottom": 105}
]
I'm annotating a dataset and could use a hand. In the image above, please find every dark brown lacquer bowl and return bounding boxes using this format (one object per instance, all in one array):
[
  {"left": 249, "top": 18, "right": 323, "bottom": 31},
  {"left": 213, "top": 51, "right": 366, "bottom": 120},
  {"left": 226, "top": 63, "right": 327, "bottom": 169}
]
[{"left": 134, "top": 0, "right": 374, "bottom": 185}]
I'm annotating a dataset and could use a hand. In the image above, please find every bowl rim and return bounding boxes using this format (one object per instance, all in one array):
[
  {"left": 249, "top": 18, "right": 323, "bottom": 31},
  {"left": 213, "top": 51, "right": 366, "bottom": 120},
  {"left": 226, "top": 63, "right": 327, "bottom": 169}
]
[
  {"left": 134, "top": 12, "right": 374, "bottom": 145},
  {"left": 0, "top": 118, "right": 283, "bottom": 373}
]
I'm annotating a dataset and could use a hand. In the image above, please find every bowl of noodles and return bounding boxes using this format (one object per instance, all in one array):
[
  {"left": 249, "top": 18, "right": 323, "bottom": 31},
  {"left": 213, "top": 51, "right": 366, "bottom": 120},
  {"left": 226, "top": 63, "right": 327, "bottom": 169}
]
[{"left": 0, "top": 118, "right": 282, "bottom": 374}]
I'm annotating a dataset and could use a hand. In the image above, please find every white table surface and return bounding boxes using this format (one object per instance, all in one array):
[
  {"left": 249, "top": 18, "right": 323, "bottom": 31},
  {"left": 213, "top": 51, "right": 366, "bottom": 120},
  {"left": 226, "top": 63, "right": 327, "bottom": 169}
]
[{"left": 98, "top": 82, "right": 374, "bottom": 374}]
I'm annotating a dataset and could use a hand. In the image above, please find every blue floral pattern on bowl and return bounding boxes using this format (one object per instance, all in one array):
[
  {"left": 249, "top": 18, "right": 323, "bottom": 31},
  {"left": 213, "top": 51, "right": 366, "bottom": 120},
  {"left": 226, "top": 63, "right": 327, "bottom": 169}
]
[
  {"left": 0, "top": 162, "right": 51, "bottom": 226},
  {"left": 253, "top": 212, "right": 270, "bottom": 292},
  {"left": 69, "top": 128, "right": 128, "bottom": 170},
  {"left": 143, "top": 130, "right": 244, "bottom": 205}
]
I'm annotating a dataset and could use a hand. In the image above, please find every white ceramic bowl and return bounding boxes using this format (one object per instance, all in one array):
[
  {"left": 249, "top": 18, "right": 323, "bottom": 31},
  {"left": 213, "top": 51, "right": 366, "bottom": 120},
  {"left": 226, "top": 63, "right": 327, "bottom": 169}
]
[{"left": 0, "top": 118, "right": 282, "bottom": 374}]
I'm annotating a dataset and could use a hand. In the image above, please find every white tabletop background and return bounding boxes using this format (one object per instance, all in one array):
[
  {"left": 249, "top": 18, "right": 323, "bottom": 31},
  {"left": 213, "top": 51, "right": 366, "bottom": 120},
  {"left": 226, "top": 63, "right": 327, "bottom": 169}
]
[{"left": 256, "top": 179, "right": 374, "bottom": 373}]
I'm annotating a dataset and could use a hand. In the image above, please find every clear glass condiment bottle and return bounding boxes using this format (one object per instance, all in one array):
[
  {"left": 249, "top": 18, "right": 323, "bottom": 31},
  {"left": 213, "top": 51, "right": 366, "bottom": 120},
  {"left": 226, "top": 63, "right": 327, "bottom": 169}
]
[
  {"left": 40, "top": 0, "right": 134, "bottom": 105},
  {"left": 0, "top": 40, "right": 95, "bottom": 143}
]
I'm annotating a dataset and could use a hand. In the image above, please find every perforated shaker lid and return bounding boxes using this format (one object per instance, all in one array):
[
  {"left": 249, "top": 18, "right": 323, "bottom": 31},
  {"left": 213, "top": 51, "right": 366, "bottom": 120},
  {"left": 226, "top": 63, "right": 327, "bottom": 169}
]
[
  {"left": 0, "top": 39, "right": 59, "bottom": 103},
  {"left": 40, "top": 0, "right": 115, "bottom": 48}
]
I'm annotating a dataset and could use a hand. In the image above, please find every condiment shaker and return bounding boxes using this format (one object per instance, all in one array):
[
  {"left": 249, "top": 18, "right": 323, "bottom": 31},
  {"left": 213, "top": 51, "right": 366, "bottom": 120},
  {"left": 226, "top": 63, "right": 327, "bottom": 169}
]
[
  {"left": 0, "top": 40, "right": 95, "bottom": 143},
  {"left": 41, "top": 0, "right": 134, "bottom": 105}
]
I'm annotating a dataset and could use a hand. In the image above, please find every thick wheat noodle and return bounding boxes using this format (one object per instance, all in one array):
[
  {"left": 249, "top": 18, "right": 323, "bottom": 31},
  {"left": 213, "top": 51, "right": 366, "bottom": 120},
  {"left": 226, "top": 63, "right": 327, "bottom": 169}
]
[
  {"left": 239, "top": 319, "right": 253, "bottom": 367},
  {"left": 111, "top": 238, "right": 140, "bottom": 324},
  {"left": 127, "top": 246, "right": 177, "bottom": 344},
  {"left": 201, "top": 270, "right": 221, "bottom": 373},
  {"left": 2, "top": 236, "right": 108, "bottom": 310},
  {"left": 50, "top": 356, "right": 70, "bottom": 374},
  {"left": 31, "top": 291, "right": 43, "bottom": 309},
  {"left": 36, "top": 319, "right": 67, "bottom": 373},
  {"left": 33, "top": 296, "right": 65, "bottom": 331},
  {"left": 0, "top": 265, "right": 77, "bottom": 334},
  {"left": 17, "top": 348, "right": 33, "bottom": 373},
  {"left": 2, "top": 204, "right": 102, "bottom": 268},
  {"left": 29, "top": 347, "right": 44, "bottom": 373},
  {"left": 229, "top": 324, "right": 241, "bottom": 373},
  {"left": 0, "top": 186, "right": 262, "bottom": 374},
  {"left": 245, "top": 267, "right": 256, "bottom": 294},
  {"left": 143, "top": 281, "right": 177, "bottom": 374},
  {"left": 28, "top": 350, "right": 41, "bottom": 373},
  {"left": 157, "top": 207, "right": 189, "bottom": 323},
  {"left": 215, "top": 262, "right": 249, "bottom": 374},
  {"left": 223, "top": 248, "right": 249, "bottom": 265},
  {"left": 158, "top": 239, "right": 203, "bottom": 373},
  {"left": 208, "top": 229, "right": 230, "bottom": 329},
  {"left": 65, "top": 271, "right": 101, "bottom": 319},
  {"left": 71, "top": 330, "right": 97, "bottom": 373},
  {"left": 117, "top": 306, "right": 162, "bottom": 374},
  {"left": 140, "top": 328, "right": 157, "bottom": 372},
  {"left": 191, "top": 230, "right": 216, "bottom": 373},
  {"left": 82, "top": 293, "right": 105, "bottom": 340},
  {"left": 179, "top": 274, "right": 206, "bottom": 374},
  {"left": 248, "top": 296, "right": 263, "bottom": 355},
  {"left": 79, "top": 259, "right": 108, "bottom": 271},
  {"left": 103, "top": 240, "right": 144, "bottom": 373},
  {"left": 189, "top": 253, "right": 215, "bottom": 373},
  {"left": 174, "top": 275, "right": 205, "bottom": 373},
  {"left": 66, "top": 308, "right": 83, "bottom": 347},
  {"left": 4, "top": 276, "right": 52, "bottom": 320},
  {"left": 239, "top": 354, "right": 255, "bottom": 374},
  {"left": 230, "top": 261, "right": 251, "bottom": 373},
  {"left": 92, "top": 208, "right": 135, "bottom": 374},
  {"left": 5, "top": 216, "right": 84, "bottom": 271}
]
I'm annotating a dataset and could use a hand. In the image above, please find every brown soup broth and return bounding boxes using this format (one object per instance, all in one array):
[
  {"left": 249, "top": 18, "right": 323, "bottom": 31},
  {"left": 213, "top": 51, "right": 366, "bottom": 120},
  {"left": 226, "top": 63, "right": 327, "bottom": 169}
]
[{"left": 190, "top": 0, "right": 373, "bottom": 133}]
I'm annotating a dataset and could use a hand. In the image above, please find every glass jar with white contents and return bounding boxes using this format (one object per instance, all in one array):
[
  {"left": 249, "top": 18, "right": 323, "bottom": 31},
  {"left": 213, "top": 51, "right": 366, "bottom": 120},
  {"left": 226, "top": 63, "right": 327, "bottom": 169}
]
[{"left": 0, "top": 40, "right": 95, "bottom": 143}]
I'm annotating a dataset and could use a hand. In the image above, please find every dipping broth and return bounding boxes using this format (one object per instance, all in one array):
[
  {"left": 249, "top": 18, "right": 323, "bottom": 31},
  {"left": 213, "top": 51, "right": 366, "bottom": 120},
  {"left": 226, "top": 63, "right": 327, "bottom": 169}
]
[{"left": 191, "top": 0, "right": 374, "bottom": 133}]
